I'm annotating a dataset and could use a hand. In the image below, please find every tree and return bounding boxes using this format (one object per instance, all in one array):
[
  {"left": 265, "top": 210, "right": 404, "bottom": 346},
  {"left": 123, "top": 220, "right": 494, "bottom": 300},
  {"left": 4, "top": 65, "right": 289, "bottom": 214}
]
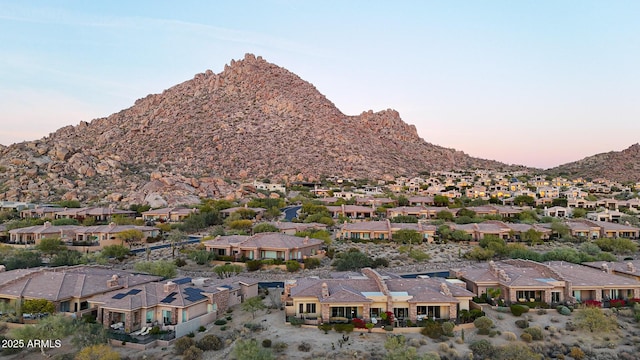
[
  {"left": 75, "top": 344, "right": 121, "bottom": 360},
  {"left": 574, "top": 307, "right": 618, "bottom": 333},
  {"left": 117, "top": 229, "right": 144, "bottom": 248},
  {"left": 263, "top": 207, "right": 283, "bottom": 221},
  {"left": 22, "top": 299, "right": 55, "bottom": 314},
  {"left": 550, "top": 221, "right": 570, "bottom": 239},
  {"left": 134, "top": 260, "right": 177, "bottom": 278},
  {"left": 253, "top": 223, "right": 279, "bottom": 233},
  {"left": 392, "top": 229, "right": 422, "bottom": 244},
  {"left": 332, "top": 250, "right": 373, "bottom": 271},
  {"left": 464, "top": 247, "right": 495, "bottom": 261},
  {"left": 390, "top": 215, "right": 419, "bottom": 223},
  {"left": 436, "top": 210, "right": 454, "bottom": 221},
  {"left": 433, "top": 195, "right": 449, "bottom": 207},
  {"left": 100, "top": 245, "right": 130, "bottom": 261},
  {"left": 233, "top": 339, "right": 274, "bottom": 360},
  {"left": 35, "top": 238, "right": 67, "bottom": 257},
  {"left": 213, "top": 264, "right": 243, "bottom": 279},
  {"left": 52, "top": 218, "right": 80, "bottom": 226},
  {"left": 72, "top": 322, "right": 108, "bottom": 349},
  {"left": 522, "top": 229, "right": 543, "bottom": 245},
  {"left": 513, "top": 195, "right": 535, "bottom": 207},
  {"left": 397, "top": 195, "right": 409, "bottom": 206},
  {"left": 167, "top": 230, "right": 186, "bottom": 259},
  {"left": 457, "top": 208, "right": 476, "bottom": 218},
  {"left": 3, "top": 249, "right": 42, "bottom": 270},
  {"left": 572, "top": 208, "right": 587, "bottom": 218},
  {"left": 242, "top": 296, "right": 267, "bottom": 319}
]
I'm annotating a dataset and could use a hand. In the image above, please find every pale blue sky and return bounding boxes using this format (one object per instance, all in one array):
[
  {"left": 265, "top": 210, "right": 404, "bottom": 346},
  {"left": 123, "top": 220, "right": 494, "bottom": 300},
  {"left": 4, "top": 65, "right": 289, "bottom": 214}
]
[{"left": 1, "top": 1, "right": 639, "bottom": 168}]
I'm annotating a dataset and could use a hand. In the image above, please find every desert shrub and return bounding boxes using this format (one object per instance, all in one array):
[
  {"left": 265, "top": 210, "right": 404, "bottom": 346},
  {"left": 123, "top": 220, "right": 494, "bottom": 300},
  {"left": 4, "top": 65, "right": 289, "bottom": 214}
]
[
  {"left": 303, "top": 257, "right": 321, "bottom": 269},
  {"left": 557, "top": 306, "right": 571, "bottom": 316},
  {"left": 220, "top": 325, "right": 227, "bottom": 331},
  {"left": 495, "top": 306, "right": 511, "bottom": 313},
  {"left": 287, "top": 316, "right": 304, "bottom": 327},
  {"left": 537, "top": 308, "right": 547, "bottom": 315},
  {"left": 262, "top": 339, "right": 272, "bottom": 348},
  {"left": 333, "top": 323, "right": 354, "bottom": 333},
  {"left": 197, "top": 335, "right": 223, "bottom": 351},
  {"left": 421, "top": 320, "right": 444, "bottom": 339},
  {"left": 383, "top": 325, "right": 394, "bottom": 331},
  {"left": 182, "top": 345, "right": 203, "bottom": 360},
  {"left": 174, "top": 337, "right": 196, "bottom": 355},
  {"left": 515, "top": 319, "right": 529, "bottom": 329},
  {"left": 214, "top": 319, "right": 227, "bottom": 326},
  {"left": 523, "top": 326, "right": 544, "bottom": 340},
  {"left": 285, "top": 260, "right": 301, "bottom": 272},
  {"left": 246, "top": 260, "right": 263, "bottom": 271},
  {"left": 469, "top": 339, "right": 495, "bottom": 359},
  {"left": 565, "top": 321, "right": 577, "bottom": 331},
  {"left": 174, "top": 258, "right": 187, "bottom": 267},
  {"left": 503, "top": 331, "right": 517, "bottom": 341},
  {"left": 198, "top": 326, "right": 205, "bottom": 332},
  {"left": 272, "top": 342, "right": 288, "bottom": 353},
  {"left": 570, "top": 346, "right": 585, "bottom": 360},
  {"left": 520, "top": 332, "right": 533, "bottom": 342},
  {"left": 243, "top": 322, "right": 263, "bottom": 332},
  {"left": 438, "top": 342, "right": 450, "bottom": 353},
  {"left": 473, "top": 316, "right": 493, "bottom": 331},
  {"left": 298, "top": 341, "right": 312, "bottom": 352},
  {"left": 318, "top": 323, "right": 332, "bottom": 334},
  {"left": 186, "top": 332, "right": 195, "bottom": 338},
  {"left": 442, "top": 321, "right": 455, "bottom": 336},
  {"left": 510, "top": 304, "right": 530, "bottom": 316}
]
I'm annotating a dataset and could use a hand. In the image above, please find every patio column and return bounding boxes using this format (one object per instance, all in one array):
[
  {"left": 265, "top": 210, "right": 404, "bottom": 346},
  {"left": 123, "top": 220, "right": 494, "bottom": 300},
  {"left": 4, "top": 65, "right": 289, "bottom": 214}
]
[
  {"left": 449, "top": 305, "right": 457, "bottom": 319},
  {"left": 102, "top": 310, "right": 111, "bottom": 327},
  {"left": 543, "top": 291, "right": 552, "bottom": 304},
  {"left": 362, "top": 304, "right": 370, "bottom": 322},
  {"left": 408, "top": 304, "right": 417, "bottom": 323},
  {"left": 595, "top": 290, "right": 602, "bottom": 302},
  {"left": 321, "top": 304, "right": 330, "bottom": 323},
  {"left": 125, "top": 312, "right": 132, "bottom": 333},
  {"left": 634, "top": 289, "right": 640, "bottom": 298}
]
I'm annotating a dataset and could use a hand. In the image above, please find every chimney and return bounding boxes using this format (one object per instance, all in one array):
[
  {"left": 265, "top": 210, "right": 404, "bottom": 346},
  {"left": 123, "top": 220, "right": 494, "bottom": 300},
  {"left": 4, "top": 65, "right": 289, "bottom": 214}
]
[
  {"left": 321, "top": 282, "right": 329, "bottom": 299},
  {"left": 601, "top": 263, "right": 611, "bottom": 274},
  {"left": 627, "top": 262, "right": 636, "bottom": 273},
  {"left": 164, "top": 281, "right": 177, "bottom": 293},
  {"left": 44, "top": 221, "right": 52, "bottom": 228},
  {"left": 107, "top": 274, "right": 119, "bottom": 288},
  {"left": 303, "top": 236, "right": 309, "bottom": 245}
]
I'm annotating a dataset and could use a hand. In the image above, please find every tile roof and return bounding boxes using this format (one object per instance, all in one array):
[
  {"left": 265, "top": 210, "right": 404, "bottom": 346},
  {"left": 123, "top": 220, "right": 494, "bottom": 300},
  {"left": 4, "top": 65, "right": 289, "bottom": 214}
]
[{"left": 546, "top": 261, "right": 640, "bottom": 287}]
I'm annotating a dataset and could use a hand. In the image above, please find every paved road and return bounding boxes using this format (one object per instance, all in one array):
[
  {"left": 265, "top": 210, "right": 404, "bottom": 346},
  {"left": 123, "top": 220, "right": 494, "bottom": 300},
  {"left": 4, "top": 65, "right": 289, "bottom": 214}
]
[
  {"left": 282, "top": 206, "right": 301, "bottom": 221},
  {"left": 130, "top": 236, "right": 201, "bottom": 254}
]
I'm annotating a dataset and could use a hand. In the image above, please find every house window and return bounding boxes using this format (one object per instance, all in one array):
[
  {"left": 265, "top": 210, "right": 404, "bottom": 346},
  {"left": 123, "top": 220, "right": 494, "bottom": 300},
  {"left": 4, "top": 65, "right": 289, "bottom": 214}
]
[
  {"left": 417, "top": 306, "right": 441, "bottom": 319},
  {"left": 146, "top": 310, "right": 154, "bottom": 323},
  {"left": 305, "top": 303, "right": 316, "bottom": 314},
  {"left": 551, "top": 292, "right": 561, "bottom": 303},
  {"left": 60, "top": 301, "right": 70, "bottom": 312},
  {"left": 370, "top": 308, "right": 381, "bottom": 318},
  {"left": 331, "top": 307, "right": 357, "bottom": 319},
  {"left": 162, "top": 310, "right": 172, "bottom": 325},
  {"left": 516, "top": 290, "right": 536, "bottom": 302},
  {"left": 217, "top": 249, "right": 226, "bottom": 256},
  {"left": 80, "top": 301, "right": 89, "bottom": 310},
  {"left": 299, "top": 303, "right": 304, "bottom": 314},
  {"left": 393, "top": 308, "right": 408, "bottom": 319}
]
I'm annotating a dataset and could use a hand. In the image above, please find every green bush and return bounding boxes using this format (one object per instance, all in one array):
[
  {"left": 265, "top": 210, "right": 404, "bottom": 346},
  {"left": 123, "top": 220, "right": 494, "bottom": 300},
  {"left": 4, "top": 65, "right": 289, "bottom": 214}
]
[
  {"left": 420, "top": 320, "right": 444, "bottom": 339},
  {"left": 303, "top": 257, "right": 321, "bottom": 269},
  {"left": 214, "top": 319, "right": 227, "bottom": 326},
  {"left": 318, "top": 323, "right": 332, "bottom": 334},
  {"left": 520, "top": 332, "right": 533, "bottom": 342},
  {"left": 510, "top": 304, "right": 529, "bottom": 316},
  {"left": 174, "top": 258, "right": 187, "bottom": 267},
  {"left": 198, "top": 326, "right": 206, "bottom": 332},
  {"left": 182, "top": 345, "right": 203, "bottom": 360},
  {"left": 557, "top": 305, "right": 571, "bottom": 316},
  {"left": 197, "top": 335, "right": 223, "bottom": 351},
  {"left": 245, "top": 260, "right": 263, "bottom": 271},
  {"left": 469, "top": 339, "right": 495, "bottom": 359},
  {"left": 333, "top": 323, "right": 354, "bottom": 333},
  {"left": 285, "top": 260, "right": 301, "bottom": 272},
  {"left": 383, "top": 325, "right": 394, "bottom": 331},
  {"left": 442, "top": 321, "right": 455, "bottom": 336},
  {"left": 272, "top": 342, "right": 288, "bottom": 353},
  {"left": 298, "top": 341, "right": 312, "bottom": 352},
  {"left": 174, "top": 337, "right": 196, "bottom": 355},
  {"left": 523, "top": 326, "right": 544, "bottom": 341},
  {"left": 495, "top": 306, "right": 511, "bottom": 313},
  {"left": 515, "top": 319, "right": 529, "bottom": 329},
  {"left": 262, "top": 339, "right": 272, "bottom": 348}
]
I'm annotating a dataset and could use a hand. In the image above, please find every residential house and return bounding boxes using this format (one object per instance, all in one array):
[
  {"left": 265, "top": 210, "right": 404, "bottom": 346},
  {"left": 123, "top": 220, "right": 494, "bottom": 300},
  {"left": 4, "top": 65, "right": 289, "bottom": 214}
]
[
  {"left": 8, "top": 222, "right": 159, "bottom": 248},
  {"left": 90, "top": 276, "right": 258, "bottom": 336},
  {"left": 20, "top": 206, "right": 61, "bottom": 219},
  {"left": 586, "top": 209, "right": 624, "bottom": 223},
  {"left": 355, "top": 197, "right": 396, "bottom": 207},
  {"left": 203, "top": 233, "right": 323, "bottom": 261},
  {"left": 583, "top": 261, "right": 640, "bottom": 282},
  {"left": 283, "top": 268, "right": 474, "bottom": 325},
  {"left": 543, "top": 206, "right": 571, "bottom": 218},
  {"left": 54, "top": 207, "right": 136, "bottom": 223},
  {"left": 449, "top": 221, "right": 512, "bottom": 241},
  {"left": 325, "top": 204, "right": 375, "bottom": 220},
  {"left": 587, "top": 220, "right": 639, "bottom": 239},
  {"left": 338, "top": 220, "right": 436, "bottom": 243},
  {"left": 219, "top": 206, "right": 266, "bottom": 220},
  {"left": 0, "top": 266, "right": 161, "bottom": 319},
  {"left": 266, "top": 221, "right": 328, "bottom": 235},
  {"left": 141, "top": 207, "right": 199, "bottom": 223},
  {"left": 568, "top": 198, "right": 598, "bottom": 209}
]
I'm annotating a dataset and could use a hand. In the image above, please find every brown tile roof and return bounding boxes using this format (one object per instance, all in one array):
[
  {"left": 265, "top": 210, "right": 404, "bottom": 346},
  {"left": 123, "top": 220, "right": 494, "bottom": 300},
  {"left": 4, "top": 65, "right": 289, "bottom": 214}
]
[
  {"left": 546, "top": 261, "right": 640, "bottom": 287},
  {"left": 240, "top": 232, "right": 323, "bottom": 249}
]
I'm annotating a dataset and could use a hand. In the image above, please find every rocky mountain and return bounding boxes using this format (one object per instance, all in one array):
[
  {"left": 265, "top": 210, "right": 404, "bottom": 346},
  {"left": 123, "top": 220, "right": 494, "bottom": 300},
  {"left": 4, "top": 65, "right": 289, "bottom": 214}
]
[
  {"left": 546, "top": 143, "right": 640, "bottom": 183},
  {"left": 0, "top": 54, "right": 516, "bottom": 206}
]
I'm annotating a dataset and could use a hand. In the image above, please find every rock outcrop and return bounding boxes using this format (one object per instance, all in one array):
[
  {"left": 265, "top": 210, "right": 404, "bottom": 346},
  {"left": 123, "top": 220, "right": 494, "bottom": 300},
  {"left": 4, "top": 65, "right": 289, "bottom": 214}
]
[{"left": 0, "top": 54, "right": 519, "bottom": 206}]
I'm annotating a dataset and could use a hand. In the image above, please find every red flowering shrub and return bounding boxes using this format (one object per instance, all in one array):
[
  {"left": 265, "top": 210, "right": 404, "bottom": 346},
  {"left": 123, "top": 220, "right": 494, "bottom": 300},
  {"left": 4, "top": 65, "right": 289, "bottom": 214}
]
[
  {"left": 583, "top": 300, "right": 602, "bottom": 308},
  {"left": 609, "top": 299, "right": 625, "bottom": 308},
  {"left": 351, "top": 318, "right": 366, "bottom": 329},
  {"left": 628, "top": 298, "right": 640, "bottom": 305}
]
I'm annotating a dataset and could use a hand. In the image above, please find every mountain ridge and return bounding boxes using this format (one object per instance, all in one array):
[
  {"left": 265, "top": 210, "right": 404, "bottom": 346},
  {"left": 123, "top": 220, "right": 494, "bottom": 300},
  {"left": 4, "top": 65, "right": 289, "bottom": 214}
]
[{"left": 2, "top": 54, "right": 635, "bottom": 206}]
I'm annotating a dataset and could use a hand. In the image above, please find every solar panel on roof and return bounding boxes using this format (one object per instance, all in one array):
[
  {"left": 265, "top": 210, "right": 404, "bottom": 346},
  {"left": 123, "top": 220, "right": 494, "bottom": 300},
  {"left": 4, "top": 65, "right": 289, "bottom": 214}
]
[
  {"left": 160, "top": 291, "right": 178, "bottom": 303},
  {"left": 112, "top": 293, "right": 126, "bottom": 299},
  {"left": 174, "top": 278, "right": 192, "bottom": 285},
  {"left": 184, "top": 287, "right": 206, "bottom": 302},
  {"left": 129, "top": 289, "right": 142, "bottom": 295}
]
